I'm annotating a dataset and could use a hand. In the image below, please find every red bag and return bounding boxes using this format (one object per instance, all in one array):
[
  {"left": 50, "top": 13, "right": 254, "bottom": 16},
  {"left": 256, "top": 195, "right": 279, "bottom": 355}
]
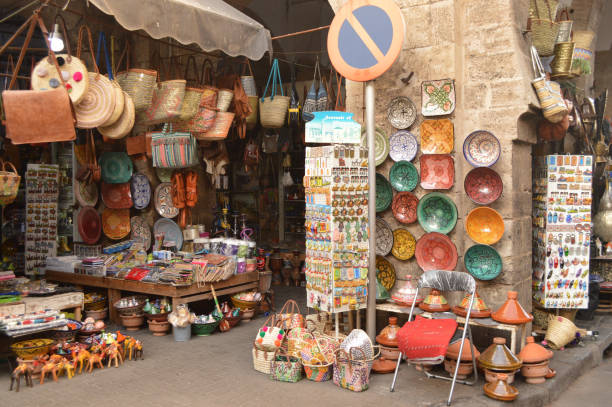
[{"left": 397, "top": 315, "right": 457, "bottom": 363}]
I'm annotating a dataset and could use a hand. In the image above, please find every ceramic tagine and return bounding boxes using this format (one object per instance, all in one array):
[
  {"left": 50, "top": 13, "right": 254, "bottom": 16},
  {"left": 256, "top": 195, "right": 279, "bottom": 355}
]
[
  {"left": 478, "top": 337, "right": 522, "bottom": 384},
  {"left": 391, "top": 276, "right": 423, "bottom": 306},
  {"left": 452, "top": 291, "right": 491, "bottom": 318},
  {"left": 518, "top": 336, "right": 554, "bottom": 384},
  {"left": 484, "top": 373, "right": 519, "bottom": 401},
  {"left": 444, "top": 338, "right": 480, "bottom": 379},
  {"left": 376, "top": 317, "right": 401, "bottom": 360},
  {"left": 419, "top": 289, "right": 450, "bottom": 312},
  {"left": 491, "top": 291, "right": 533, "bottom": 325}
]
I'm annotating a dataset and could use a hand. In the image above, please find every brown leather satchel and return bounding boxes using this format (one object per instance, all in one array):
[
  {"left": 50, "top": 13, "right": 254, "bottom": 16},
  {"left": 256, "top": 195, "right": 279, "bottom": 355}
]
[{"left": 1, "top": 12, "right": 75, "bottom": 144}]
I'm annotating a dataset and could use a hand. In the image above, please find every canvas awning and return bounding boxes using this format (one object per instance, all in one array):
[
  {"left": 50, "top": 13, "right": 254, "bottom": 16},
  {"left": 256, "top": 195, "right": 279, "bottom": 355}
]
[{"left": 88, "top": 0, "right": 272, "bottom": 60}]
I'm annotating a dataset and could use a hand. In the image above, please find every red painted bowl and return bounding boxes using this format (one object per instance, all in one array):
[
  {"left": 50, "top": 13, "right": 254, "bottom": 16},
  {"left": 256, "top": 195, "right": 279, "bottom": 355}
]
[
  {"left": 78, "top": 206, "right": 101, "bottom": 244},
  {"left": 464, "top": 167, "right": 503, "bottom": 205},
  {"left": 415, "top": 232, "right": 458, "bottom": 271},
  {"left": 392, "top": 192, "right": 418, "bottom": 224},
  {"left": 101, "top": 182, "right": 133, "bottom": 209}
]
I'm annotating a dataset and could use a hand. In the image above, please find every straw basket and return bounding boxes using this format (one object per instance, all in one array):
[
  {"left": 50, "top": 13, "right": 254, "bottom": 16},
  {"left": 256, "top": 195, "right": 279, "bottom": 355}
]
[
  {"left": 246, "top": 96, "right": 259, "bottom": 129},
  {"left": 260, "top": 96, "right": 289, "bottom": 128},
  {"left": 101, "top": 80, "right": 125, "bottom": 127},
  {"left": 287, "top": 328, "right": 315, "bottom": 357},
  {"left": 571, "top": 47, "right": 593, "bottom": 76},
  {"left": 231, "top": 296, "right": 259, "bottom": 310},
  {"left": 252, "top": 344, "right": 276, "bottom": 374},
  {"left": 216, "top": 89, "right": 234, "bottom": 112},
  {"left": 550, "top": 41, "right": 575, "bottom": 79},
  {"left": 556, "top": 20, "right": 573, "bottom": 43},
  {"left": 573, "top": 30, "right": 595, "bottom": 50},
  {"left": 117, "top": 68, "right": 157, "bottom": 112},
  {"left": 545, "top": 315, "right": 577, "bottom": 349},
  {"left": 179, "top": 87, "right": 204, "bottom": 121},
  {"left": 305, "top": 312, "right": 332, "bottom": 334},
  {"left": 98, "top": 91, "right": 135, "bottom": 139},
  {"left": 199, "top": 111, "right": 234, "bottom": 141},
  {"left": 532, "top": 19, "right": 560, "bottom": 56},
  {"left": 75, "top": 72, "right": 117, "bottom": 129},
  {"left": 303, "top": 358, "right": 333, "bottom": 382},
  {"left": 241, "top": 76, "right": 257, "bottom": 97},
  {"left": 0, "top": 161, "right": 21, "bottom": 206}
]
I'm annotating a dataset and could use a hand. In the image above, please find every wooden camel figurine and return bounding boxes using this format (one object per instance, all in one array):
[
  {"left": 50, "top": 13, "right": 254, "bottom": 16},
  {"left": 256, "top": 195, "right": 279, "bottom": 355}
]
[
  {"left": 40, "top": 355, "right": 63, "bottom": 384},
  {"left": 10, "top": 363, "right": 33, "bottom": 392},
  {"left": 106, "top": 343, "right": 123, "bottom": 368},
  {"left": 58, "top": 357, "right": 76, "bottom": 379},
  {"left": 87, "top": 352, "right": 105, "bottom": 373},
  {"left": 72, "top": 348, "right": 91, "bottom": 374},
  {"left": 124, "top": 337, "right": 135, "bottom": 361},
  {"left": 133, "top": 339, "right": 143, "bottom": 361}
]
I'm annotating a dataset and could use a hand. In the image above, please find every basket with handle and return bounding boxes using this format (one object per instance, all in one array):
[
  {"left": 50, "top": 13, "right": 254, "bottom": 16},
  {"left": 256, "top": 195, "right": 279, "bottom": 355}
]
[
  {"left": 287, "top": 326, "right": 315, "bottom": 357},
  {"left": 555, "top": 8, "right": 573, "bottom": 43},
  {"left": 333, "top": 347, "right": 370, "bottom": 392},
  {"left": 550, "top": 41, "right": 575, "bottom": 80},
  {"left": 115, "top": 41, "right": 157, "bottom": 112},
  {"left": 140, "top": 54, "right": 186, "bottom": 125},
  {"left": 0, "top": 160, "right": 20, "bottom": 206},
  {"left": 545, "top": 315, "right": 580, "bottom": 349},
  {"left": 252, "top": 342, "right": 276, "bottom": 374},
  {"left": 178, "top": 55, "right": 204, "bottom": 122},
  {"left": 530, "top": 45, "right": 568, "bottom": 123},
  {"left": 259, "top": 59, "right": 289, "bottom": 128},
  {"left": 303, "top": 356, "right": 333, "bottom": 382},
  {"left": 531, "top": 0, "right": 560, "bottom": 56},
  {"left": 199, "top": 59, "right": 218, "bottom": 108},
  {"left": 199, "top": 111, "right": 234, "bottom": 141},
  {"left": 276, "top": 299, "right": 305, "bottom": 331},
  {"left": 240, "top": 59, "right": 257, "bottom": 97},
  {"left": 270, "top": 349, "right": 303, "bottom": 382}
]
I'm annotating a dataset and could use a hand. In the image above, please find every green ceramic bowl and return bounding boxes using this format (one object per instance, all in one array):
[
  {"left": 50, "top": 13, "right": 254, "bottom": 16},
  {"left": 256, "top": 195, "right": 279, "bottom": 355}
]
[
  {"left": 417, "top": 192, "right": 457, "bottom": 234},
  {"left": 192, "top": 319, "right": 221, "bottom": 336},
  {"left": 389, "top": 161, "right": 418, "bottom": 192},
  {"left": 376, "top": 173, "right": 393, "bottom": 212},
  {"left": 464, "top": 244, "right": 502, "bottom": 280},
  {"left": 100, "top": 152, "right": 133, "bottom": 184}
]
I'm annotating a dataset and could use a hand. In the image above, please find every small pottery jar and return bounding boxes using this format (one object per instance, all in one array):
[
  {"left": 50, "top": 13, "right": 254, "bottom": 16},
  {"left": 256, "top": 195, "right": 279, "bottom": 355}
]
[
  {"left": 380, "top": 344, "right": 401, "bottom": 360},
  {"left": 120, "top": 313, "right": 144, "bottom": 331},
  {"left": 519, "top": 336, "right": 554, "bottom": 384},
  {"left": 148, "top": 319, "right": 170, "bottom": 336},
  {"left": 520, "top": 361, "right": 550, "bottom": 384},
  {"left": 444, "top": 339, "right": 480, "bottom": 379},
  {"left": 484, "top": 373, "right": 519, "bottom": 401}
]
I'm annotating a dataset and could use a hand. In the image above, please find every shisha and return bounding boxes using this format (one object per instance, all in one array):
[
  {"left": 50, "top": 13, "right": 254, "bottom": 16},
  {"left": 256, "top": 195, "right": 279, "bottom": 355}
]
[
  {"left": 239, "top": 214, "right": 253, "bottom": 241},
  {"left": 231, "top": 212, "right": 240, "bottom": 238}
]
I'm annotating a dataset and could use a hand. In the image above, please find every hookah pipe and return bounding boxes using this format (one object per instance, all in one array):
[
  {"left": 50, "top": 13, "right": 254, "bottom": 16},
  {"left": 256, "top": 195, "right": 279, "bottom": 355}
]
[{"left": 239, "top": 213, "right": 253, "bottom": 240}]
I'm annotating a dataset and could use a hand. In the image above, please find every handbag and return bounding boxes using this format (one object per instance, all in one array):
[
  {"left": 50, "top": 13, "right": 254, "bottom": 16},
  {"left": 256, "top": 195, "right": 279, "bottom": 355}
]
[
  {"left": 302, "top": 59, "right": 322, "bottom": 122},
  {"left": 531, "top": 0, "right": 560, "bottom": 57},
  {"left": 254, "top": 314, "right": 286, "bottom": 351},
  {"left": 530, "top": 45, "right": 568, "bottom": 123},
  {"left": 276, "top": 299, "right": 305, "bottom": 331},
  {"left": 252, "top": 343, "right": 276, "bottom": 374},
  {"left": 199, "top": 59, "right": 218, "bottom": 108},
  {"left": 1, "top": 14, "right": 76, "bottom": 145},
  {"left": 288, "top": 62, "right": 301, "bottom": 127},
  {"left": 333, "top": 348, "right": 370, "bottom": 392},
  {"left": 75, "top": 130, "right": 101, "bottom": 184},
  {"left": 141, "top": 55, "right": 186, "bottom": 125},
  {"left": 240, "top": 59, "right": 257, "bottom": 96},
  {"left": 115, "top": 41, "right": 158, "bottom": 112},
  {"left": 150, "top": 123, "right": 198, "bottom": 168},
  {"left": 126, "top": 133, "right": 147, "bottom": 156},
  {"left": 0, "top": 160, "right": 21, "bottom": 206},
  {"left": 259, "top": 59, "right": 290, "bottom": 128},
  {"left": 270, "top": 350, "right": 303, "bottom": 382},
  {"left": 178, "top": 56, "right": 204, "bottom": 122}
]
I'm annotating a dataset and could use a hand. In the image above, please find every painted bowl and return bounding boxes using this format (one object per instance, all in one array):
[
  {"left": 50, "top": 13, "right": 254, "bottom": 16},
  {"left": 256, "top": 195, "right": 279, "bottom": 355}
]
[
  {"left": 375, "top": 217, "right": 394, "bottom": 256},
  {"left": 464, "top": 244, "right": 503, "bottom": 280},
  {"left": 100, "top": 152, "right": 133, "bottom": 184},
  {"left": 466, "top": 207, "right": 504, "bottom": 245},
  {"left": 463, "top": 130, "right": 501, "bottom": 167},
  {"left": 78, "top": 206, "right": 102, "bottom": 244},
  {"left": 389, "top": 130, "right": 418, "bottom": 162},
  {"left": 376, "top": 256, "right": 396, "bottom": 291},
  {"left": 376, "top": 173, "right": 393, "bottom": 212},
  {"left": 392, "top": 192, "right": 418, "bottom": 224},
  {"left": 362, "top": 127, "right": 389, "bottom": 166},
  {"left": 11, "top": 338, "right": 55, "bottom": 360},
  {"left": 464, "top": 167, "right": 503, "bottom": 205},
  {"left": 417, "top": 192, "right": 457, "bottom": 234},
  {"left": 391, "top": 228, "right": 416, "bottom": 260},
  {"left": 415, "top": 232, "right": 458, "bottom": 271},
  {"left": 389, "top": 160, "right": 418, "bottom": 192}
]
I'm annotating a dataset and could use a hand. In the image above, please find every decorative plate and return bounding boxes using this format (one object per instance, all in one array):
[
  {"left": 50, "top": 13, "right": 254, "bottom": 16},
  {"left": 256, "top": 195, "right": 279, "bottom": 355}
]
[
  {"left": 130, "top": 216, "right": 152, "bottom": 250},
  {"left": 154, "top": 183, "right": 179, "bottom": 218},
  {"left": 389, "top": 161, "right": 419, "bottom": 192},
  {"left": 361, "top": 127, "right": 389, "bottom": 166},
  {"left": 391, "top": 228, "right": 416, "bottom": 260},
  {"left": 376, "top": 256, "right": 396, "bottom": 291},
  {"left": 389, "top": 130, "right": 418, "bottom": 162},
  {"left": 417, "top": 192, "right": 457, "bottom": 234},
  {"left": 463, "top": 130, "right": 501, "bottom": 167},
  {"left": 130, "top": 173, "right": 151, "bottom": 210},
  {"left": 391, "top": 192, "right": 418, "bottom": 224},
  {"left": 464, "top": 167, "right": 503, "bottom": 204},
  {"left": 387, "top": 96, "right": 417, "bottom": 129},
  {"left": 464, "top": 244, "right": 503, "bottom": 280},
  {"left": 156, "top": 167, "right": 173, "bottom": 183},
  {"left": 376, "top": 174, "right": 393, "bottom": 212},
  {"left": 101, "top": 182, "right": 133, "bottom": 209},
  {"left": 421, "top": 79, "right": 455, "bottom": 116},
  {"left": 101, "top": 208, "right": 131, "bottom": 240},
  {"left": 420, "top": 119, "right": 454, "bottom": 154},
  {"left": 420, "top": 154, "right": 455, "bottom": 190},
  {"left": 100, "top": 152, "right": 133, "bottom": 184},
  {"left": 466, "top": 207, "right": 504, "bottom": 245},
  {"left": 77, "top": 206, "right": 101, "bottom": 245},
  {"left": 75, "top": 180, "right": 98, "bottom": 207},
  {"left": 154, "top": 218, "right": 184, "bottom": 251},
  {"left": 376, "top": 217, "right": 394, "bottom": 256},
  {"left": 415, "top": 232, "right": 458, "bottom": 271}
]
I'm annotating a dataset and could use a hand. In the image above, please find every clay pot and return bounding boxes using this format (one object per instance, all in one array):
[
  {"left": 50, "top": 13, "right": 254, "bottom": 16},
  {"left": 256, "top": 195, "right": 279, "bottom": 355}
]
[
  {"left": 484, "top": 373, "right": 519, "bottom": 401},
  {"left": 372, "top": 357, "right": 397, "bottom": 374},
  {"left": 419, "top": 289, "right": 450, "bottom": 312},
  {"left": 85, "top": 308, "right": 108, "bottom": 321},
  {"left": 444, "top": 358, "right": 474, "bottom": 380},
  {"left": 391, "top": 276, "right": 423, "bottom": 305},
  {"left": 452, "top": 291, "right": 491, "bottom": 318},
  {"left": 241, "top": 308, "right": 255, "bottom": 322},
  {"left": 148, "top": 319, "right": 170, "bottom": 336},
  {"left": 478, "top": 337, "right": 522, "bottom": 371},
  {"left": 120, "top": 313, "right": 144, "bottom": 331},
  {"left": 521, "top": 360, "right": 550, "bottom": 384},
  {"left": 446, "top": 338, "right": 480, "bottom": 361},
  {"left": 484, "top": 368, "right": 518, "bottom": 384},
  {"left": 491, "top": 291, "right": 533, "bottom": 325},
  {"left": 380, "top": 344, "right": 401, "bottom": 360},
  {"left": 376, "top": 317, "right": 400, "bottom": 347},
  {"left": 518, "top": 336, "right": 553, "bottom": 364}
]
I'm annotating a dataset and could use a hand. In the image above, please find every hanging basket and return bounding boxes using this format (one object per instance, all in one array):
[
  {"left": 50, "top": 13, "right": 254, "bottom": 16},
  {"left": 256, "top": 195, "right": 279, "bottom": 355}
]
[
  {"left": 199, "top": 111, "right": 234, "bottom": 141},
  {"left": 216, "top": 89, "right": 234, "bottom": 112},
  {"left": 550, "top": 41, "right": 575, "bottom": 80},
  {"left": 531, "top": 19, "right": 560, "bottom": 56},
  {"left": 246, "top": 96, "right": 259, "bottom": 129},
  {"left": 573, "top": 30, "right": 595, "bottom": 50},
  {"left": 259, "top": 59, "right": 289, "bottom": 129},
  {"left": 0, "top": 160, "right": 21, "bottom": 206}
]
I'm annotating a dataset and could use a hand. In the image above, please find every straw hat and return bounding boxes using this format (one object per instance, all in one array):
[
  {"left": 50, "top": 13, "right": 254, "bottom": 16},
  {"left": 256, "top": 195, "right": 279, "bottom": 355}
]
[
  {"left": 75, "top": 72, "right": 116, "bottom": 128},
  {"left": 31, "top": 54, "right": 90, "bottom": 104},
  {"left": 101, "top": 80, "right": 126, "bottom": 127},
  {"left": 98, "top": 91, "right": 135, "bottom": 139}
]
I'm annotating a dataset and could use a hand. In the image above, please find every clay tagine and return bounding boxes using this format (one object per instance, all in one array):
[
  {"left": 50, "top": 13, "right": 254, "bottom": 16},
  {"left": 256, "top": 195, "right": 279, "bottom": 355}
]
[
  {"left": 419, "top": 289, "right": 450, "bottom": 313},
  {"left": 484, "top": 373, "right": 519, "bottom": 401},
  {"left": 518, "top": 336, "right": 554, "bottom": 384},
  {"left": 371, "top": 356, "right": 397, "bottom": 374},
  {"left": 391, "top": 276, "right": 423, "bottom": 306},
  {"left": 491, "top": 291, "right": 533, "bottom": 325},
  {"left": 376, "top": 317, "right": 400, "bottom": 347},
  {"left": 478, "top": 337, "right": 522, "bottom": 383},
  {"left": 444, "top": 338, "right": 480, "bottom": 379},
  {"left": 452, "top": 291, "right": 491, "bottom": 318}
]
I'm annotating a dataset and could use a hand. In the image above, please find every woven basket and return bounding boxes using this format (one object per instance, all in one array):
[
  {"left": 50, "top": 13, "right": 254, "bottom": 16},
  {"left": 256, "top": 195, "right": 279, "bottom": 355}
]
[
  {"left": 545, "top": 315, "right": 577, "bottom": 349},
  {"left": 571, "top": 47, "right": 593, "bottom": 76},
  {"left": 305, "top": 312, "right": 332, "bottom": 334},
  {"left": 253, "top": 344, "right": 276, "bottom": 374},
  {"left": 550, "top": 41, "right": 575, "bottom": 79},
  {"left": 287, "top": 328, "right": 315, "bottom": 357},
  {"left": 532, "top": 19, "right": 560, "bottom": 56},
  {"left": 199, "top": 111, "right": 234, "bottom": 141},
  {"left": 246, "top": 96, "right": 259, "bottom": 129},
  {"left": 556, "top": 20, "right": 573, "bottom": 43},
  {"left": 117, "top": 68, "right": 158, "bottom": 111},
  {"left": 573, "top": 30, "right": 595, "bottom": 50},
  {"left": 260, "top": 96, "right": 289, "bottom": 128},
  {"left": 142, "top": 79, "right": 186, "bottom": 125},
  {"left": 231, "top": 296, "right": 259, "bottom": 310},
  {"left": 178, "top": 105, "right": 217, "bottom": 137},
  {"left": 100, "top": 80, "right": 125, "bottom": 127},
  {"left": 179, "top": 87, "right": 204, "bottom": 121},
  {"left": 98, "top": 91, "right": 135, "bottom": 139},
  {"left": 241, "top": 76, "right": 257, "bottom": 97},
  {"left": 76, "top": 72, "right": 117, "bottom": 129},
  {"left": 303, "top": 358, "right": 333, "bottom": 382},
  {"left": 216, "top": 89, "right": 234, "bottom": 112},
  {"left": 0, "top": 160, "right": 21, "bottom": 206}
]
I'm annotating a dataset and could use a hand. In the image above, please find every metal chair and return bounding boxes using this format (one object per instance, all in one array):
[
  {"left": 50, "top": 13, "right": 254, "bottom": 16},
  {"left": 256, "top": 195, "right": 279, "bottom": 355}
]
[{"left": 389, "top": 270, "right": 478, "bottom": 406}]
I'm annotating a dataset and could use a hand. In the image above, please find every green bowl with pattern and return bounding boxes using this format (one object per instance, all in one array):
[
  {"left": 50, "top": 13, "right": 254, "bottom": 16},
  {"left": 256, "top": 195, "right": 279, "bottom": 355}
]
[
  {"left": 464, "top": 244, "right": 502, "bottom": 280},
  {"left": 389, "top": 160, "right": 418, "bottom": 192},
  {"left": 417, "top": 192, "right": 457, "bottom": 234},
  {"left": 376, "top": 173, "right": 393, "bottom": 212}
]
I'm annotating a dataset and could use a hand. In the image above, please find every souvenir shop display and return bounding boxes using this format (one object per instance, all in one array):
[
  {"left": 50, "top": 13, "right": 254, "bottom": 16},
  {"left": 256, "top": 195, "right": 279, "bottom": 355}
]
[{"left": 532, "top": 155, "right": 592, "bottom": 309}]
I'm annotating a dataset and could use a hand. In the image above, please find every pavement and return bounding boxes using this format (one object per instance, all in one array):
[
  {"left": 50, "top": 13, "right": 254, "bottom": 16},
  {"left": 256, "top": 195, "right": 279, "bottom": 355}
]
[{"left": 1, "top": 287, "right": 611, "bottom": 407}]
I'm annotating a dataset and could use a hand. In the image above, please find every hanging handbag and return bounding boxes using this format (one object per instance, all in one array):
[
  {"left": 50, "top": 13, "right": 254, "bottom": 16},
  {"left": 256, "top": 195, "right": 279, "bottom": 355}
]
[
  {"left": 200, "top": 59, "right": 218, "bottom": 108},
  {"left": 178, "top": 56, "right": 204, "bottom": 122},
  {"left": 254, "top": 314, "right": 286, "bottom": 351},
  {"left": 288, "top": 62, "right": 301, "bottom": 127},
  {"left": 530, "top": 45, "right": 568, "bottom": 123},
  {"left": 555, "top": 8, "right": 573, "bottom": 44},
  {"left": 317, "top": 70, "right": 329, "bottom": 112},
  {"left": 302, "top": 59, "right": 320, "bottom": 122},
  {"left": 259, "top": 59, "right": 290, "bottom": 128},
  {"left": 115, "top": 41, "right": 158, "bottom": 112},
  {"left": 1, "top": 13, "right": 76, "bottom": 145},
  {"left": 0, "top": 160, "right": 21, "bottom": 206},
  {"left": 150, "top": 123, "right": 198, "bottom": 168},
  {"left": 333, "top": 348, "right": 370, "bottom": 392},
  {"left": 177, "top": 59, "right": 218, "bottom": 138},
  {"left": 75, "top": 130, "right": 101, "bottom": 184},
  {"left": 531, "top": 0, "right": 560, "bottom": 57},
  {"left": 141, "top": 54, "right": 186, "bottom": 125},
  {"left": 270, "top": 350, "right": 303, "bottom": 383},
  {"left": 335, "top": 71, "right": 346, "bottom": 112},
  {"left": 241, "top": 59, "right": 257, "bottom": 97},
  {"left": 276, "top": 299, "right": 305, "bottom": 331}
]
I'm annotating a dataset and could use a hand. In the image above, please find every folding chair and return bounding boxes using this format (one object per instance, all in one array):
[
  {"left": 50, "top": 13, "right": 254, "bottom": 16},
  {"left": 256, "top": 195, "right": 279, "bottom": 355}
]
[{"left": 390, "top": 270, "right": 478, "bottom": 406}]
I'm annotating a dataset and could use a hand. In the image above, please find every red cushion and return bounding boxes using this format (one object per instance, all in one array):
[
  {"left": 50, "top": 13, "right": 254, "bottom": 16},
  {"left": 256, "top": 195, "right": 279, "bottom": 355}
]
[{"left": 397, "top": 315, "right": 457, "bottom": 361}]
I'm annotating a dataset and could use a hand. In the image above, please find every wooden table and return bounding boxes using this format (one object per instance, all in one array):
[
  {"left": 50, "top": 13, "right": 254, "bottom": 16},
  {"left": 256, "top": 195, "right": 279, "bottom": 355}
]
[{"left": 45, "top": 270, "right": 259, "bottom": 324}]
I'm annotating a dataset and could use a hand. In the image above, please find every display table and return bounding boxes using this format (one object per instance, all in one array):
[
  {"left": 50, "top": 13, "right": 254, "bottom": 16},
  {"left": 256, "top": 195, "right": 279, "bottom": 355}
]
[
  {"left": 44, "top": 270, "right": 259, "bottom": 324},
  {"left": 0, "top": 292, "right": 84, "bottom": 320}
]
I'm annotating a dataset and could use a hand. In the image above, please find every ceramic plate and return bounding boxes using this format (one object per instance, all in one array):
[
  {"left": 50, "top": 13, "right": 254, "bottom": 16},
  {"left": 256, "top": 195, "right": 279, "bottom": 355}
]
[
  {"left": 421, "top": 79, "right": 455, "bottom": 116},
  {"left": 77, "top": 206, "right": 101, "bottom": 244},
  {"left": 154, "top": 183, "right": 179, "bottom": 218},
  {"left": 420, "top": 119, "right": 454, "bottom": 154},
  {"left": 154, "top": 218, "right": 183, "bottom": 251},
  {"left": 392, "top": 192, "right": 418, "bottom": 224},
  {"left": 389, "top": 161, "right": 418, "bottom": 192},
  {"left": 376, "top": 174, "right": 393, "bottom": 212},
  {"left": 415, "top": 232, "right": 458, "bottom": 271},
  {"left": 376, "top": 256, "right": 396, "bottom": 291},
  {"left": 376, "top": 217, "right": 394, "bottom": 256},
  {"left": 464, "top": 244, "right": 502, "bottom": 280},
  {"left": 75, "top": 180, "right": 98, "bottom": 208},
  {"left": 101, "top": 182, "right": 133, "bottom": 209},
  {"left": 130, "top": 216, "right": 152, "bottom": 250},
  {"left": 361, "top": 127, "right": 389, "bottom": 166},
  {"left": 466, "top": 207, "right": 504, "bottom": 245},
  {"left": 156, "top": 167, "right": 173, "bottom": 183},
  {"left": 417, "top": 192, "right": 457, "bottom": 234},
  {"left": 391, "top": 228, "right": 416, "bottom": 260},
  {"left": 420, "top": 154, "right": 455, "bottom": 190},
  {"left": 130, "top": 173, "right": 152, "bottom": 210},
  {"left": 464, "top": 167, "right": 503, "bottom": 204},
  {"left": 100, "top": 152, "right": 133, "bottom": 184},
  {"left": 463, "top": 130, "right": 501, "bottom": 167},
  {"left": 389, "top": 130, "right": 418, "bottom": 162},
  {"left": 101, "top": 208, "right": 130, "bottom": 240},
  {"left": 387, "top": 96, "right": 417, "bottom": 129}
]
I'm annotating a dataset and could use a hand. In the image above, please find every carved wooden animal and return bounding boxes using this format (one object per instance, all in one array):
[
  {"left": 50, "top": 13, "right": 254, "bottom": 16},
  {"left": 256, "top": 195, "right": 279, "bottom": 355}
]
[
  {"left": 133, "top": 340, "right": 143, "bottom": 361},
  {"left": 106, "top": 343, "right": 123, "bottom": 368},
  {"left": 40, "top": 360, "right": 60, "bottom": 384},
  {"left": 58, "top": 357, "right": 76, "bottom": 379},
  {"left": 73, "top": 349, "right": 91, "bottom": 374},
  {"left": 10, "top": 363, "right": 33, "bottom": 392},
  {"left": 124, "top": 338, "right": 135, "bottom": 361},
  {"left": 87, "top": 353, "right": 104, "bottom": 373}
]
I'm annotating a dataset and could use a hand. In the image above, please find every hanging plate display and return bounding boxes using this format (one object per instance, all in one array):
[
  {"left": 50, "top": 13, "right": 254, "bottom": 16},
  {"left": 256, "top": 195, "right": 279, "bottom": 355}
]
[
  {"left": 387, "top": 96, "right": 417, "bottom": 129},
  {"left": 31, "top": 54, "right": 90, "bottom": 105},
  {"left": 415, "top": 232, "right": 458, "bottom": 271},
  {"left": 466, "top": 207, "right": 504, "bottom": 245},
  {"left": 376, "top": 217, "right": 394, "bottom": 256},
  {"left": 421, "top": 79, "right": 455, "bottom": 116},
  {"left": 391, "top": 228, "right": 416, "bottom": 260},
  {"left": 75, "top": 180, "right": 98, "bottom": 208},
  {"left": 389, "top": 130, "right": 418, "bottom": 162},
  {"left": 101, "top": 182, "right": 133, "bottom": 209},
  {"left": 420, "top": 154, "right": 454, "bottom": 190},
  {"left": 420, "top": 119, "right": 454, "bottom": 154},
  {"left": 391, "top": 192, "right": 418, "bottom": 224},
  {"left": 77, "top": 206, "right": 101, "bottom": 245},
  {"left": 154, "top": 183, "right": 179, "bottom": 218},
  {"left": 464, "top": 167, "right": 503, "bottom": 204},
  {"left": 100, "top": 152, "right": 133, "bottom": 184},
  {"left": 389, "top": 161, "right": 419, "bottom": 192},
  {"left": 376, "top": 174, "right": 393, "bottom": 212},
  {"left": 101, "top": 208, "right": 130, "bottom": 240},
  {"left": 463, "top": 130, "right": 501, "bottom": 168},
  {"left": 130, "top": 216, "right": 152, "bottom": 250},
  {"left": 154, "top": 218, "right": 184, "bottom": 251},
  {"left": 376, "top": 256, "right": 396, "bottom": 291},
  {"left": 361, "top": 127, "right": 389, "bottom": 166},
  {"left": 130, "top": 173, "right": 152, "bottom": 210},
  {"left": 464, "top": 244, "right": 503, "bottom": 280},
  {"left": 417, "top": 192, "right": 457, "bottom": 234}
]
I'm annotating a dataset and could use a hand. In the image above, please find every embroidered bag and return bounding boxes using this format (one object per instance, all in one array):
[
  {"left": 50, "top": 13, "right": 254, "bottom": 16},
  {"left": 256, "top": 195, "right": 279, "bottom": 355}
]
[{"left": 150, "top": 123, "right": 198, "bottom": 168}]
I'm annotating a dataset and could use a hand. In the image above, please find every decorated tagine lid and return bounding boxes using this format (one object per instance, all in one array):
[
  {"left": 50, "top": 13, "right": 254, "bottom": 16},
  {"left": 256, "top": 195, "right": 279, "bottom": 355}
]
[
  {"left": 419, "top": 289, "right": 450, "bottom": 312},
  {"left": 478, "top": 337, "right": 522, "bottom": 371},
  {"left": 484, "top": 373, "right": 518, "bottom": 401},
  {"left": 491, "top": 291, "right": 533, "bottom": 325},
  {"left": 452, "top": 291, "right": 491, "bottom": 318},
  {"left": 376, "top": 317, "right": 401, "bottom": 347},
  {"left": 391, "top": 276, "right": 423, "bottom": 306},
  {"left": 518, "top": 337, "right": 553, "bottom": 364},
  {"left": 446, "top": 338, "right": 480, "bottom": 361}
]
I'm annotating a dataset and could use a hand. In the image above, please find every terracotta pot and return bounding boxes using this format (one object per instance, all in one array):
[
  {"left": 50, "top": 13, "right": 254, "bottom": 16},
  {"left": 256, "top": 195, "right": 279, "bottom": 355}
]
[
  {"left": 376, "top": 316, "right": 401, "bottom": 347},
  {"left": 484, "top": 368, "right": 517, "bottom": 384},
  {"left": 478, "top": 337, "right": 522, "bottom": 371},
  {"left": 446, "top": 338, "right": 480, "bottom": 362},
  {"left": 444, "top": 358, "right": 474, "bottom": 380},
  {"left": 372, "top": 357, "right": 397, "bottom": 374},
  {"left": 148, "top": 319, "right": 170, "bottom": 336},
  {"left": 452, "top": 291, "right": 491, "bottom": 318},
  {"left": 491, "top": 291, "right": 533, "bottom": 325},
  {"left": 120, "top": 313, "right": 144, "bottom": 331},
  {"left": 521, "top": 360, "right": 549, "bottom": 384},
  {"left": 484, "top": 373, "right": 519, "bottom": 401},
  {"left": 380, "top": 345, "right": 401, "bottom": 360},
  {"left": 85, "top": 308, "right": 108, "bottom": 321},
  {"left": 241, "top": 308, "right": 255, "bottom": 322},
  {"left": 518, "top": 336, "right": 553, "bottom": 364}
]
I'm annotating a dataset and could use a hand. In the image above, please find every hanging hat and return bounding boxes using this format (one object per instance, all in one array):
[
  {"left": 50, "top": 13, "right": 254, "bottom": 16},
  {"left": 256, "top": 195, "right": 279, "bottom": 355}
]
[
  {"left": 98, "top": 91, "right": 135, "bottom": 139},
  {"left": 32, "top": 54, "right": 90, "bottom": 104},
  {"left": 74, "top": 179, "right": 98, "bottom": 207},
  {"left": 100, "top": 152, "right": 133, "bottom": 184},
  {"left": 491, "top": 291, "right": 533, "bottom": 325},
  {"left": 77, "top": 206, "right": 101, "bottom": 244},
  {"left": 419, "top": 289, "right": 450, "bottom": 313},
  {"left": 452, "top": 291, "right": 491, "bottom": 318},
  {"left": 102, "top": 208, "right": 131, "bottom": 240},
  {"left": 101, "top": 182, "right": 133, "bottom": 209}
]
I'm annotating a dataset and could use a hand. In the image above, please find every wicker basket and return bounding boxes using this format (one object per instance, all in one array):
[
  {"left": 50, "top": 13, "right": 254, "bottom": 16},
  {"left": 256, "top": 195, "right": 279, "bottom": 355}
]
[
  {"left": 573, "top": 30, "right": 595, "bottom": 50},
  {"left": 199, "top": 111, "right": 234, "bottom": 141},
  {"left": 303, "top": 358, "right": 333, "bottom": 382},
  {"left": 0, "top": 160, "right": 21, "bottom": 206},
  {"left": 545, "top": 315, "right": 577, "bottom": 349},
  {"left": 287, "top": 328, "right": 315, "bottom": 357},
  {"left": 116, "top": 68, "right": 158, "bottom": 112},
  {"left": 532, "top": 19, "right": 560, "bottom": 56},
  {"left": 550, "top": 41, "right": 575, "bottom": 79},
  {"left": 231, "top": 296, "right": 259, "bottom": 310},
  {"left": 260, "top": 96, "right": 289, "bottom": 128},
  {"left": 178, "top": 87, "right": 204, "bottom": 121},
  {"left": 252, "top": 343, "right": 276, "bottom": 374},
  {"left": 216, "top": 89, "right": 234, "bottom": 112},
  {"left": 246, "top": 96, "right": 259, "bottom": 129}
]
